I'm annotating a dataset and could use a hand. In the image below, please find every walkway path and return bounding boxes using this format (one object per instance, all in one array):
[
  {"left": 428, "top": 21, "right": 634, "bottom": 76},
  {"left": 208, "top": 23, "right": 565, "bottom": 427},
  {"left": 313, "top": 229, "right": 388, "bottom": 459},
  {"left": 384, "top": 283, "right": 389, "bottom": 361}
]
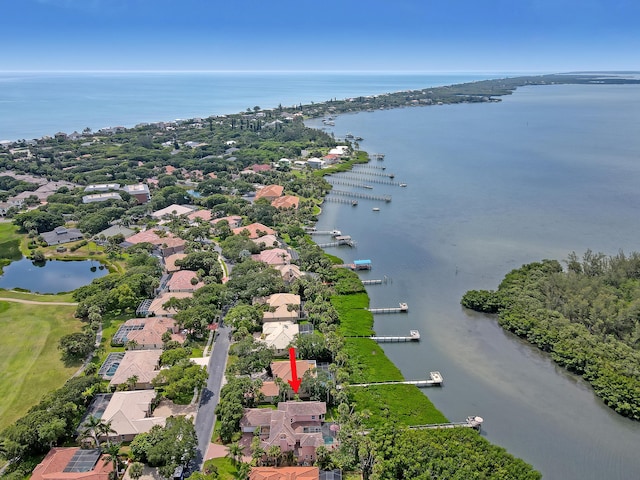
[{"left": 0, "top": 296, "right": 78, "bottom": 306}]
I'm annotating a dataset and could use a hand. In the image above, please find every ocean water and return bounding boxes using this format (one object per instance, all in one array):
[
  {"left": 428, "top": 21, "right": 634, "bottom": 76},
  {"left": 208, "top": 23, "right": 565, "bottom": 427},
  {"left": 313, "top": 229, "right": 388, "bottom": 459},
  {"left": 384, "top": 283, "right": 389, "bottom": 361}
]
[
  {"left": 0, "top": 71, "right": 506, "bottom": 141},
  {"left": 308, "top": 83, "right": 640, "bottom": 480}
]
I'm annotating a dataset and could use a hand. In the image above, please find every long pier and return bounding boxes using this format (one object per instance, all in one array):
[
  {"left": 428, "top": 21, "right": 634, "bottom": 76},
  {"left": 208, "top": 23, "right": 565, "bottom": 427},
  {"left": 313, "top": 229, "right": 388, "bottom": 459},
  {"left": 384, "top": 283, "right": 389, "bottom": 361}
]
[
  {"left": 346, "top": 371, "right": 443, "bottom": 388},
  {"left": 345, "top": 330, "right": 420, "bottom": 342},
  {"left": 330, "top": 179, "right": 377, "bottom": 190},
  {"left": 317, "top": 236, "right": 356, "bottom": 248},
  {"left": 322, "top": 197, "right": 358, "bottom": 206},
  {"left": 410, "top": 416, "right": 484, "bottom": 431},
  {"left": 336, "top": 175, "right": 402, "bottom": 186},
  {"left": 308, "top": 229, "right": 342, "bottom": 236},
  {"left": 353, "top": 164, "right": 387, "bottom": 171},
  {"left": 362, "top": 276, "right": 389, "bottom": 285},
  {"left": 330, "top": 190, "right": 392, "bottom": 202},
  {"left": 367, "top": 302, "right": 408, "bottom": 313},
  {"left": 346, "top": 170, "right": 396, "bottom": 179}
]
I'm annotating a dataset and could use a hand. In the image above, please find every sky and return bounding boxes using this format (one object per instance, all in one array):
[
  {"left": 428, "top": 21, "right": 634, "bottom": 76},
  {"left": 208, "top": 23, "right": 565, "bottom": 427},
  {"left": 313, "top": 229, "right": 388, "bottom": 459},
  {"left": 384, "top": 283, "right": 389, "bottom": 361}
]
[{"left": 2, "top": 0, "right": 639, "bottom": 72}]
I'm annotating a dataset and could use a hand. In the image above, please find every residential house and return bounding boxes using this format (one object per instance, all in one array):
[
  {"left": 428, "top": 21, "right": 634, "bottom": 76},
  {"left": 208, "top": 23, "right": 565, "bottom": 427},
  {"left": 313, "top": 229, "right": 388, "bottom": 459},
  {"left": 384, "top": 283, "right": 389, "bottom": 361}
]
[
  {"left": 100, "top": 390, "right": 165, "bottom": 442},
  {"left": 212, "top": 215, "right": 243, "bottom": 229},
  {"left": 260, "top": 360, "right": 317, "bottom": 402},
  {"left": 108, "top": 350, "right": 162, "bottom": 390},
  {"left": 259, "top": 321, "right": 299, "bottom": 356},
  {"left": 187, "top": 209, "right": 213, "bottom": 223},
  {"left": 82, "top": 192, "right": 122, "bottom": 204},
  {"left": 260, "top": 293, "right": 301, "bottom": 323},
  {"left": 146, "top": 291, "right": 193, "bottom": 317},
  {"left": 252, "top": 248, "right": 291, "bottom": 266},
  {"left": 31, "top": 448, "right": 113, "bottom": 480},
  {"left": 232, "top": 222, "right": 276, "bottom": 239},
  {"left": 271, "top": 195, "right": 299, "bottom": 210},
  {"left": 164, "top": 253, "right": 187, "bottom": 273},
  {"left": 84, "top": 184, "right": 121, "bottom": 193},
  {"left": 255, "top": 184, "right": 284, "bottom": 202},
  {"left": 166, "top": 270, "right": 204, "bottom": 292},
  {"left": 251, "top": 234, "right": 280, "bottom": 249},
  {"left": 95, "top": 225, "right": 135, "bottom": 241},
  {"left": 41, "top": 226, "right": 84, "bottom": 246},
  {"left": 121, "top": 183, "right": 151, "bottom": 204},
  {"left": 273, "top": 264, "right": 303, "bottom": 284},
  {"left": 112, "top": 317, "right": 183, "bottom": 349},
  {"left": 249, "top": 466, "right": 320, "bottom": 480},
  {"left": 151, "top": 204, "right": 194, "bottom": 219},
  {"left": 241, "top": 402, "right": 326, "bottom": 464},
  {"left": 306, "top": 158, "right": 325, "bottom": 170},
  {"left": 123, "top": 229, "right": 186, "bottom": 256}
]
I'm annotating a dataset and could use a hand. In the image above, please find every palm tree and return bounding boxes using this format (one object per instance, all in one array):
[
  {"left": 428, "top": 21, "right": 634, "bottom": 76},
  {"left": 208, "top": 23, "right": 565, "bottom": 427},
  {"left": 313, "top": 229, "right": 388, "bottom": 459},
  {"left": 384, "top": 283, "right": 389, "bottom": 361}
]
[
  {"left": 97, "top": 419, "right": 117, "bottom": 447},
  {"left": 103, "top": 443, "right": 122, "bottom": 480},
  {"left": 80, "top": 415, "right": 103, "bottom": 447},
  {"left": 126, "top": 375, "right": 139, "bottom": 391},
  {"left": 226, "top": 442, "right": 243, "bottom": 466},
  {"left": 232, "top": 461, "right": 251, "bottom": 480},
  {"left": 266, "top": 445, "right": 281, "bottom": 467},
  {"left": 128, "top": 461, "right": 144, "bottom": 480}
]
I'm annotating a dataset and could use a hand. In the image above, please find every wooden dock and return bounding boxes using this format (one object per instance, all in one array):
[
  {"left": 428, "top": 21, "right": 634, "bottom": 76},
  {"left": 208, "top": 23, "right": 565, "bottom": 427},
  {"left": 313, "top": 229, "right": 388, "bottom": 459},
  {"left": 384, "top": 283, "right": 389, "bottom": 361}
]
[
  {"left": 338, "top": 174, "right": 402, "bottom": 186},
  {"left": 370, "top": 329, "right": 420, "bottom": 342},
  {"left": 323, "top": 197, "right": 358, "bottom": 206},
  {"left": 353, "top": 164, "right": 387, "bottom": 171},
  {"left": 409, "top": 416, "right": 484, "bottom": 431},
  {"left": 308, "top": 229, "right": 342, "bottom": 236},
  {"left": 346, "top": 371, "right": 443, "bottom": 388},
  {"left": 330, "top": 190, "right": 392, "bottom": 202},
  {"left": 362, "top": 276, "right": 389, "bottom": 285},
  {"left": 345, "top": 170, "right": 396, "bottom": 179},
  {"left": 317, "top": 235, "right": 356, "bottom": 248},
  {"left": 367, "top": 302, "right": 408, "bottom": 313}
]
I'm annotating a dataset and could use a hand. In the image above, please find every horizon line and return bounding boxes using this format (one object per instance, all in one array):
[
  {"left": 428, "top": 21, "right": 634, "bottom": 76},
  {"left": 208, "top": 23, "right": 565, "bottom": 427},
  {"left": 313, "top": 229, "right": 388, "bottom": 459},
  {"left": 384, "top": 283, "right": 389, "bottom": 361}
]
[{"left": 0, "top": 69, "right": 558, "bottom": 75}]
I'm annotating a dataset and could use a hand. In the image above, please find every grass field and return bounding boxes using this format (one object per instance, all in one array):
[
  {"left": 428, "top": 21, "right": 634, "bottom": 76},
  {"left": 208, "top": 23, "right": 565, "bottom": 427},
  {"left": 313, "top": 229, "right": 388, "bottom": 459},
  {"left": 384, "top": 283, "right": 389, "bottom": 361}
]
[
  {"left": 0, "top": 288, "right": 76, "bottom": 303},
  {"left": 0, "top": 299, "right": 81, "bottom": 431},
  {"left": 0, "top": 223, "right": 24, "bottom": 274}
]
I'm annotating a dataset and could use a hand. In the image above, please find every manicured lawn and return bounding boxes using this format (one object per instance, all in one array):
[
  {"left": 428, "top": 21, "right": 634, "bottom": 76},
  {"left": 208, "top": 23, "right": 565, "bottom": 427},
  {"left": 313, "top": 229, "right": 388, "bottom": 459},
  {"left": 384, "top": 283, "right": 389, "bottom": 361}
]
[
  {"left": 0, "top": 223, "right": 24, "bottom": 273},
  {"left": 0, "top": 288, "right": 76, "bottom": 303},
  {"left": 205, "top": 457, "right": 237, "bottom": 479},
  {"left": 0, "top": 300, "right": 81, "bottom": 430},
  {"left": 348, "top": 384, "right": 448, "bottom": 428}
]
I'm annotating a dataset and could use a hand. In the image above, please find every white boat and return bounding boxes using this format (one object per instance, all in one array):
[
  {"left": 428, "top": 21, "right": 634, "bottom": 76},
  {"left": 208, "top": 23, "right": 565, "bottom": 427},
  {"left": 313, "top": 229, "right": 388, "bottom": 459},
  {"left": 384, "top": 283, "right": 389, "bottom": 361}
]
[
  {"left": 372, "top": 207, "right": 380, "bottom": 212},
  {"left": 400, "top": 183, "right": 407, "bottom": 187}
]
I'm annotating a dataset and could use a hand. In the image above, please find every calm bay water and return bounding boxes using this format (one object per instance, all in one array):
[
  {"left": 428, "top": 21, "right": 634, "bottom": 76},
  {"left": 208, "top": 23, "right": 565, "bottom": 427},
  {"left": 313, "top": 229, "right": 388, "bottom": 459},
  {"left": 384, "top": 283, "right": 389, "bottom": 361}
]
[
  {"left": 0, "top": 72, "right": 504, "bottom": 141},
  {"left": 3, "top": 72, "right": 640, "bottom": 477},
  {"left": 308, "top": 84, "right": 640, "bottom": 480}
]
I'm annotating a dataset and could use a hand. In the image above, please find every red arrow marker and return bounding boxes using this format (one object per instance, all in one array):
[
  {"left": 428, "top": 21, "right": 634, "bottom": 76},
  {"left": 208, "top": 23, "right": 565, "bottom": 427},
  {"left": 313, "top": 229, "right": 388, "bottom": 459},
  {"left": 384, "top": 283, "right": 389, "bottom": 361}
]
[{"left": 288, "top": 347, "right": 301, "bottom": 393}]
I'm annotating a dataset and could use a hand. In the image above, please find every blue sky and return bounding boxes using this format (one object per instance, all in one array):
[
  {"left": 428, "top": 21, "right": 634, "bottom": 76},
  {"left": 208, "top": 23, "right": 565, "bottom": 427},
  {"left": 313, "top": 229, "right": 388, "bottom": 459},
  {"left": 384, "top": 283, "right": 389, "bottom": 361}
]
[{"left": 2, "top": 0, "right": 639, "bottom": 72}]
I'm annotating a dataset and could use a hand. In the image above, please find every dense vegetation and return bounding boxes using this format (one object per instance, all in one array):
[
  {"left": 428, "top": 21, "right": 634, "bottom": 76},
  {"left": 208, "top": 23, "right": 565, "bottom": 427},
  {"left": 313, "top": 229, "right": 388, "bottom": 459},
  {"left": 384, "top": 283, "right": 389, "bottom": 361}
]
[{"left": 461, "top": 251, "right": 640, "bottom": 420}]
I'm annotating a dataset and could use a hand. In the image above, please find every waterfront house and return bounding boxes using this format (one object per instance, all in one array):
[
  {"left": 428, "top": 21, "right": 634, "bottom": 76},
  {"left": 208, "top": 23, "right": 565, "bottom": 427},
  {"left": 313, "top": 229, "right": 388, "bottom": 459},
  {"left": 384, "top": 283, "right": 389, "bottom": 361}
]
[
  {"left": 241, "top": 401, "right": 326, "bottom": 464},
  {"left": 259, "top": 321, "right": 299, "bottom": 356},
  {"left": 41, "top": 226, "right": 84, "bottom": 246},
  {"left": 260, "top": 293, "right": 301, "bottom": 322}
]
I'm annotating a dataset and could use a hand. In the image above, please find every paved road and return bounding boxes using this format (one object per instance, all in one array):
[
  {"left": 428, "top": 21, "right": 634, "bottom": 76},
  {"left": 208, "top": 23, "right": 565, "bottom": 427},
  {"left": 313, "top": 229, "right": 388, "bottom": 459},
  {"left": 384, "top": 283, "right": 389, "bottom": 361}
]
[{"left": 193, "top": 324, "right": 232, "bottom": 471}]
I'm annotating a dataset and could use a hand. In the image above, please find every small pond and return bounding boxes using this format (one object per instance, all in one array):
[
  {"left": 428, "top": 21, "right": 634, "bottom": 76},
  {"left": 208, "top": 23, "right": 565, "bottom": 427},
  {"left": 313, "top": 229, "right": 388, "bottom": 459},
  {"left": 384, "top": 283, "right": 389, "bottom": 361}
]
[{"left": 0, "top": 258, "right": 108, "bottom": 294}]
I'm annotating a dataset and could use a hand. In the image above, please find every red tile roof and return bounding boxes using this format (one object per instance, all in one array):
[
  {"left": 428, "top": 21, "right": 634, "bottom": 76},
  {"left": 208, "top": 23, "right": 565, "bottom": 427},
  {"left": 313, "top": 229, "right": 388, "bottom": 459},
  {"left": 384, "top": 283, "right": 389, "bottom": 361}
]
[
  {"left": 250, "top": 467, "right": 319, "bottom": 480},
  {"left": 271, "top": 195, "right": 299, "bottom": 210},
  {"left": 255, "top": 184, "right": 284, "bottom": 201},
  {"left": 232, "top": 222, "right": 276, "bottom": 239},
  {"left": 31, "top": 448, "right": 113, "bottom": 480}
]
